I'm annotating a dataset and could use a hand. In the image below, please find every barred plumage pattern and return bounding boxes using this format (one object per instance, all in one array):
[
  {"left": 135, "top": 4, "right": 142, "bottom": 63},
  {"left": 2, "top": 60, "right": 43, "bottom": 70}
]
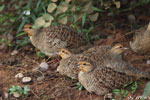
[
  {"left": 57, "top": 44, "right": 150, "bottom": 80},
  {"left": 25, "top": 25, "right": 90, "bottom": 57},
  {"left": 78, "top": 64, "right": 133, "bottom": 95}
]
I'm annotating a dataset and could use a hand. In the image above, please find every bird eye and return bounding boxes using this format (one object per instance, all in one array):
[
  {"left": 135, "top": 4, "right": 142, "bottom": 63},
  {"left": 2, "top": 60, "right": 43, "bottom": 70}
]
[
  {"left": 62, "top": 50, "right": 65, "bottom": 53},
  {"left": 29, "top": 27, "right": 32, "bottom": 29},
  {"left": 119, "top": 46, "right": 122, "bottom": 48},
  {"left": 83, "top": 63, "right": 86, "bottom": 65}
]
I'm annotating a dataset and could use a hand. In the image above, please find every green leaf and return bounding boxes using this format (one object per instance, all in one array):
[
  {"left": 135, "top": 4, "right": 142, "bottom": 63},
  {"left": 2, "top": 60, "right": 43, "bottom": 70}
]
[
  {"left": 35, "top": 0, "right": 41, "bottom": 12},
  {"left": 0, "top": 5, "right": 5, "bottom": 12},
  {"left": 0, "top": 38, "right": 5, "bottom": 43},
  {"left": 17, "top": 17, "right": 27, "bottom": 33},
  {"left": 88, "top": 13, "right": 99, "bottom": 22},
  {"left": 58, "top": 16, "right": 67, "bottom": 24},
  {"left": 37, "top": 51, "right": 46, "bottom": 58},
  {"left": 76, "top": 82, "right": 83, "bottom": 91},
  {"left": 82, "top": 13, "right": 86, "bottom": 26},
  {"left": 143, "top": 81, "right": 150, "bottom": 97},
  {"left": 55, "top": 2, "right": 68, "bottom": 15},
  {"left": 113, "top": 89, "right": 120, "bottom": 95},
  {"left": 47, "top": 3, "right": 57, "bottom": 13},
  {"left": 34, "top": 17, "right": 45, "bottom": 28},
  {"left": 9, "top": 85, "right": 16, "bottom": 94},
  {"left": 92, "top": 7, "right": 104, "bottom": 12},
  {"left": 43, "top": 22, "right": 51, "bottom": 27},
  {"left": 130, "top": 82, "right": 138, "bottom": 93},
  {"left": 16, "top": 37, "right": 30, "bottom": 46},
  {"left": 26, "top": 0, "right": 32, "bottom": 9},
  {"left": 122, "top": 90, "right": 128, "bottom": 97},
  {"left": 24, "top": 86, "right": 30, "bottom": 95},
  {"left": 16, "top": 32, "right": 26, "bottom": 37},
  {"left": 42, "top": 13, "right": 54, "bottom": 22}
]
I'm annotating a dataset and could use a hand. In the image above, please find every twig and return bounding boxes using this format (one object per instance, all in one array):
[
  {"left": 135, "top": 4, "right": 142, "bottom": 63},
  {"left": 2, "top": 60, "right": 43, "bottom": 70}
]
[
  {"left": 90, "top": 94, "right": 93, "bottom": 100},
  {"left": 31, "top": 90, "right": 40, "bottom": 99},
  {"left": 76, "top": 91, "right": 81, "bottom": 100},
  {"left": 112, "top": 30, "right": 135, "bottom": 42}
]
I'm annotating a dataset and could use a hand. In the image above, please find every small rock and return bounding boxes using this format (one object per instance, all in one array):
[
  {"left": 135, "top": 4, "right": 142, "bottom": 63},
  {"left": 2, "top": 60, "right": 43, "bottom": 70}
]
[
  {"left": 147, "top": 60, "right": 150, "bottom": 65},
  {"left": 107, "top": 12, "right": 114, "bottom": 16},
  {"left": 24, "top": 64, "right": 28, "bottom": 67},
  {"left": 22, "top": 77, "right": 32, "bottom": 83},
  {"left": 37, "top": 76, "right": 45, "bottom": 81},
  {"left": 128, "top": 14, "right": 136, "bottom": 24},
  {"left": 13, "top": 92, "right": 20, "bottom": 98},
  {"left": 11, "top": 50, "right": 18, "bottom": 56},
  {"left": 3, "top": 92, "right": 8, "bottom": 99},
  {"left": 56, "top": 67, "right": 60, "bottom": 72},
  {"left": 104, "top": 93, "right": 113, "bottom": 100},
  {"left": 15, "top": 73, "right": 24, "bottom": 78},
  {"left": 39, "top": 62, "right": 49, "bottom": 71}
]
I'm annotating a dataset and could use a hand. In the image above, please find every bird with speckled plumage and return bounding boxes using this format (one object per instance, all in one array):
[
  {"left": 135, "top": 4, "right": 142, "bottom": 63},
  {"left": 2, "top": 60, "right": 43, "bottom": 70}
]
[
  {"left": 75, "top": 61, "right": 134, "bottom": 95},
  {"left": 130, "top": 22, "right": 150, "bottom": 54},
  {"left": 23, "top": 25, "right": 91, "bottom": 57},
  {"left": 56, "top": 44, "right": 147, "bottom": 79}
]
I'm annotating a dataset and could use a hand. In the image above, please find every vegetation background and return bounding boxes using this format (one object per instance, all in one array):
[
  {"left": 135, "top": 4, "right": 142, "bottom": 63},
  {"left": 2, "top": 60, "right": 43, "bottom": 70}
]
[{"left": 0, "top": 0, "right": 150, "bottom": 100}]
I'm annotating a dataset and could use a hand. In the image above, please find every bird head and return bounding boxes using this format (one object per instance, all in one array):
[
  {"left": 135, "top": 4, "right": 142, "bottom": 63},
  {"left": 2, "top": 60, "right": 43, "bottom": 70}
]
[
  {"left": 23, "top": 25, "right": 34, "bottom": 36},
  {"left": 111, "top": 44, "right": 128, "bottom": 55},
  {"left": 74, "top": 61, "right": 93, "bottom": 73},
  {"left": 56, "top": 49, "right": 72, "bottom": 59}
]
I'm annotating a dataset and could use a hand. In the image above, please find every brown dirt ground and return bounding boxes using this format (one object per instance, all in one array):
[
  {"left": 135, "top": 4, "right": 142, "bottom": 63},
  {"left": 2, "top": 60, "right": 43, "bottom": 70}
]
[{"left": 1, "top": 4, "right": 150, "bottom": 100}]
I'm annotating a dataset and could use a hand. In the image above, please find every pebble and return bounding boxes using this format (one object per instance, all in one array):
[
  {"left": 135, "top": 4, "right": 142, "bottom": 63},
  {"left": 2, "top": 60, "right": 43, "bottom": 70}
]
[
  {"left": 3, "top": 92, "right": 8, "bottom": 99},
  {"left": 22, "top": 77, "right": 32, "bottom": 83},
  {"left": 11, "top": 50, "right": 18, "bottom": 56},
  {"left": 128, "top": 14, "right": 136, "bottom": 24},
  {"left": 147, "top": 60, "right": 150, "bottom": 65},
  {"left": 15, "top": 73, "right": 24, "bottom": 78},
  {"left": 39, "top": 62, "right": 49, "bottom": 71},
  {"left": 37, "top": 76, "right": 45, "bottom": 81},
  {"left": 13, "top": 92, "right": 20, "bottom": 98}
]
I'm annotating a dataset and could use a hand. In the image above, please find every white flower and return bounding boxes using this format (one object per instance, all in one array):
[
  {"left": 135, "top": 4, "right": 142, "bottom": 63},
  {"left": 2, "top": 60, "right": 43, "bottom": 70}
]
[{"left": 23, "top": 10, "right": 31, "bottom": 15}]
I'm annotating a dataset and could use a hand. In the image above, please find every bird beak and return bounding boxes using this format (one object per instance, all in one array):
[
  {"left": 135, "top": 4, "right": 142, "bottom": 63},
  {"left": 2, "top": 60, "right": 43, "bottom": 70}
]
[
  {"left": 123, "top": 47, "right": 129, "bottom": 50},
  {"left": 74, "top": 64, "right": 79, "bottom": 69},
  {"left": 55, "top": 51, "right": 59, "bottom": 54}
]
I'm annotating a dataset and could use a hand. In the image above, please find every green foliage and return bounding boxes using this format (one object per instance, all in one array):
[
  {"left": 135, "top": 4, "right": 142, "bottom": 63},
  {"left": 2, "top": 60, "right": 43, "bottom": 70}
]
[
  {"left": 37, "top": 51, "right": 46, "bottom": 58},
  {"left": 130, "top": 82, "right": 138, "bottom": 93},
  {"left": 113, "top": 89, "right": 129, "bottom": 98},
  {"left": 9, "top": 85, "right": 30, "bottom": 97},
  {"left": 76, "top": 82, "right": 83, "bottom": 91},
  {"left": 143, "top": 81, "right": 150, "bottom": 97},
  {"left": 113, "top": 81, "right": 138, "bottom": 99},
  {"left": 33, "top": 0, "right": 102, "bottom": 29},
  {"left": 16, "top": 37, "right": 30, "bottom": 49},
  {"left": 0, "top": 37, "right": 14, "bottom": 47},
  {"left": 0, "top": 0, "right": 150, "bottom": 49}
]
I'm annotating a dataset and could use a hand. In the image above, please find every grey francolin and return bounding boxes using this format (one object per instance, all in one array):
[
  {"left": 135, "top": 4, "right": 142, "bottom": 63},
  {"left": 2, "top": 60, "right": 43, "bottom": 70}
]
[
  {"left": 56, "top": 44, "right": 141, "bottom": 79},
  {"left": 23, "top": 25, "right": 91, "bottom": 57},
  {"left": 75, "top": 61, "right": 150, "bottom": 95},
  {"left": 57, "top": 44, "right": 150, "bottom": 80},
  {"left": 56, "top": 49, "right": 91, "bottom": 79},
  {"left": 82, "top": 44, "right": 150, "bottom": 79},
  {"left": 130, "top": 22, "right": 150, "bottom": 54}
]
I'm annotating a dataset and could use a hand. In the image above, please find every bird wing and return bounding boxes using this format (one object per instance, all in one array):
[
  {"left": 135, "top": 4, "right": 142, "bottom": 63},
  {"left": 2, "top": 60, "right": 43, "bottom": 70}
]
[
  {"left": 93, "top": 67, "right": 133, "bottom": 90},
  {"left": 43, "top": 25, "right": 88, "bottom": 49}
]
